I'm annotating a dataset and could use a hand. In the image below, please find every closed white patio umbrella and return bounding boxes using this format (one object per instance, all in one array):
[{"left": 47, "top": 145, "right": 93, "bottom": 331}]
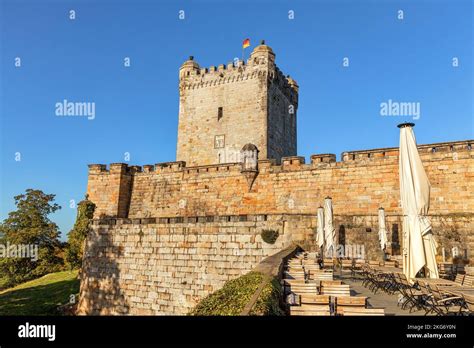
[
  {"left": 398, "top": 123, "right": 439, "bottom": 280},
  {"left": 316, "top": 206, "right": 325, "bottom": 249},
  {"left": 378, "top": 207, "right": 389, "bottom": 251},
  {"left": 324, "top": 197, "right": 336, "bottom": 257}
]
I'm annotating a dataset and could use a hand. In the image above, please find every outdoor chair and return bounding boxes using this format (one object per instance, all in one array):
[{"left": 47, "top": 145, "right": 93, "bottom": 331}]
[
  {"left": 454, "top": 274, "right": 465, "bottom": 286},
  {"left": 350, "top": 259, "right": 365, "bottom": 280},
  {"left": 417, "top": 281, "right": 437, "bottom": 315},
  {"left": 460, "top": 293, "right": 474, "bottom": 315},
  {"left": 463, "top": 275, "right": 474, "bottom": 287},
  {"left": 425, "top": 284, "right": 464, "bottom": 316},
  {"left": 397, "top": 274, "right": 425, "bottom": 313},
  {"left": 364, "top": 267, "right": 386, "bottom": 294},
  {"left": 371, "top": 271, "right": 393, "bottom": 294},
  {"left": 361, "top": 265, "right": 374, "bottom": 287}
]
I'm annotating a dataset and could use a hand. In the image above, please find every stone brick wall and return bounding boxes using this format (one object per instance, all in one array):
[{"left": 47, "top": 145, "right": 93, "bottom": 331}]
[
  {"left": 87, "top": 140, "right": 473, "bottom": 257},
  {"left": 83, "top": 140, "right": 473, "bottom": 315},
  {"left": 176, "top": 43, "right": 298, "bottom": 166},
  {"left": 267, "top": 80, "right": 297, "bottom": 161},
  {"left": 77, "top": 215, "right": 290, "bottom": 315}
]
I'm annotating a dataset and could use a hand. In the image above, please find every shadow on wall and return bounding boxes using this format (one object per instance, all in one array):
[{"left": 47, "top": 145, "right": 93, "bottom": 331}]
[
  {"left": 391, "top": 223, "right": 400, "bottom": 255},
  {"left": 77, "top": 224, "right": 130, "bottom": 315},
  {"left": 338, "top": 225, "right": 346, "bottom": 247}
]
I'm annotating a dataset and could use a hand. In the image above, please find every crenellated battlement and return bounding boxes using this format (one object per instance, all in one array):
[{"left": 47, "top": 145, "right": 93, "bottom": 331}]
[
  {"left": 86, "top": 136, "right": 474, "bottom": 226},
  {"left": 341, "top": 140, "right": 473, "bottom": 163},
  {"left": 88, "top": 139, "right": 473, "bottom": 180},
  {"left": 179, "top": 44, "right": 298, "bottom": 102}
]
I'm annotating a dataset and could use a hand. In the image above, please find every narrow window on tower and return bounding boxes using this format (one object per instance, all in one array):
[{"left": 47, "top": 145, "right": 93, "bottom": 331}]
[{"left": 217, "top": 107, "right": 223, "bottom": 121}]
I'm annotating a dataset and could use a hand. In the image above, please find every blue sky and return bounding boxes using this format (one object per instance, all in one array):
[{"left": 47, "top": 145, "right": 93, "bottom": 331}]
[{"left": 1, "top": 0, "right": 472, "bottom": 240}]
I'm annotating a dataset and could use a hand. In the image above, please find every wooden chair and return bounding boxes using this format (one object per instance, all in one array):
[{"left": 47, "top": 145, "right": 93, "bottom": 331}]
[
  {"left": 351, "top": 259, "right": 365, "bottom": 279},
  {"left": 290, "top": 304, "right": 331, "bottom": 316},
  {"left": 426, "top": 284, "right": 464, "bottom": 316},
  {"left": 396, "top": 273, "right": 425, "bottom": 312},
  {"left": 320, "top": 285, "right": 351, "bottom": 297},
  {"left": 339, "top": 307, "right": 385, "bottom": 316},
  {"left": 454, "top": 274, "right": 465, "bottom": 286},
  {"left": 463, "top": 275, "right": 474, "bottom": 287},
  {"left": 461, "top": 293, "right": 474, "bottom": 315}
]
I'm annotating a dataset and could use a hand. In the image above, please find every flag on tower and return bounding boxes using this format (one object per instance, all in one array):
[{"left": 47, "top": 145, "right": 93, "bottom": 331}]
[{"left": 242, "top": 38, "right": 250, "bottom": 49}]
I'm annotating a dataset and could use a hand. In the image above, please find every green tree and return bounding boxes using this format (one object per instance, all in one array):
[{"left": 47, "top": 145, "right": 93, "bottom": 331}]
[
  {"left": 65, "top": 195, "right": 95, "bottom": 269},
  {"left": 0, "top": 189, "right": 64, "bottom": 286}
]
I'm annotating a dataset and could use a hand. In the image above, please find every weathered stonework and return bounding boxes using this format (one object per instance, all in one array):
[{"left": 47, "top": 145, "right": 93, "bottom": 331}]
[
  {"left": 79, "top": 43, "right": 474, "bottom": 315},
  {"left": 176, "top": 42, "right": 297, "bottom": 166},
  {"left": 77, "top": 216, "right": 289, "bottom": 315}
]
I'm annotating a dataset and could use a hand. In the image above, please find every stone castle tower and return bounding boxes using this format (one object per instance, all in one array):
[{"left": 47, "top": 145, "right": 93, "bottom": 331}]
[{"left": 176, "top": 41, "right": 299, "bottom": 166}]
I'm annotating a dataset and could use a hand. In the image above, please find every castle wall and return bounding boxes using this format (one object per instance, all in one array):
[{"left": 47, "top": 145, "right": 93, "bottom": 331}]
[
  {"left": 83, "top": 140, "right": 473, "bottom": 315},
  {"left": 77, "top": 215, "right": 291, "bottom": 315},
  {"left": 267, "top": 81, "right": 297, "bottom": 161},
  {"left": 89, "top": 141, "right": 473, "bottom": 221}
]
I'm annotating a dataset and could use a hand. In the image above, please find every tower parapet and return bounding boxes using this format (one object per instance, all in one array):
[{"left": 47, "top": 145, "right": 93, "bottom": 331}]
[{"left": 177, "top": 41, "right": 298, "bottom": 167}]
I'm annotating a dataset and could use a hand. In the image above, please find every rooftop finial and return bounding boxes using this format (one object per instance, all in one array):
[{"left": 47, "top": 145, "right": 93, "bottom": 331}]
[
  {"left": 189, "top": 56, "right": 194, "bottom": 61},
  {"left": 260, "top": 40, "right": 265, "bottom": 45}
]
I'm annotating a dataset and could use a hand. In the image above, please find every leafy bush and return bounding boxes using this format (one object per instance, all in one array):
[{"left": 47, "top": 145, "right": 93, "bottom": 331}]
[
  {"left": 190, "top": 272, "right": 263, "bottom": 315},
  {"left": 250, "top": 276, "right": 285, "bottom": 316},
  {"left": 261, "top": 229, "right": 279, "bottom": 244},
  {"left": 190, "top": 271, "right": 285, "bottom": 316},
  {"left": 65, "top": 196, "right": 95, "bottom": 269}
]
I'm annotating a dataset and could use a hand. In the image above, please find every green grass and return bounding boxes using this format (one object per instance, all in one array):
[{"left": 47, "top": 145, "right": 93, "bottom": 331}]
[{"left": 0, "top": 270, "right": 80, "bottom": 315}]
